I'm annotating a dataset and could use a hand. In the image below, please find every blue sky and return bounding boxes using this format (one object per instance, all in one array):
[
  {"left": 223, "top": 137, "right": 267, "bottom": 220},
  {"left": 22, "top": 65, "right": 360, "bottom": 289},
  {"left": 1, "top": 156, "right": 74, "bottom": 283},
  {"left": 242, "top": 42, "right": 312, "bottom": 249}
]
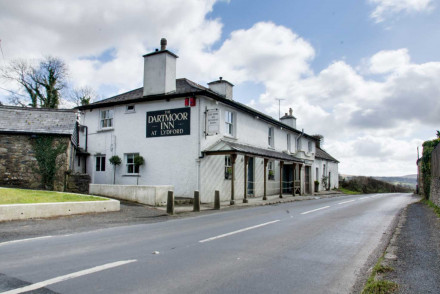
[{"left": 0, "top": 0, "right": 439, "bottom": 176}]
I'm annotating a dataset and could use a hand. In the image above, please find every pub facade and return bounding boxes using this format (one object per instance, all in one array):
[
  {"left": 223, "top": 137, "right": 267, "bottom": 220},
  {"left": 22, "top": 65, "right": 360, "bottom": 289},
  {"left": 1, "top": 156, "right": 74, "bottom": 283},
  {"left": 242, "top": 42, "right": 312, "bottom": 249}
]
[{"left": 77, "top": 39, "right": 339, "bottom": 203}]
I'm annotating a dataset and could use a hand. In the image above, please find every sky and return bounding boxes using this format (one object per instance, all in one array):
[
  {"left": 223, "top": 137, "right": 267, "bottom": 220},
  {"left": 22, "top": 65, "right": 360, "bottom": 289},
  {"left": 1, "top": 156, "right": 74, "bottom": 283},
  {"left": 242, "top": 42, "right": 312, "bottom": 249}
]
[{"left": 0, "top": 0, "right": 439, "bottom": 177}]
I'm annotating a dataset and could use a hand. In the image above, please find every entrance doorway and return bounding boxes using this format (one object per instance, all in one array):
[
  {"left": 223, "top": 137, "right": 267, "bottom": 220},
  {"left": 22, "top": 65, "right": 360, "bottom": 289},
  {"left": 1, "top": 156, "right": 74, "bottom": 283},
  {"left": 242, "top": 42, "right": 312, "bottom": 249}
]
[
  {"left": 305, "top": 166, "right": 311, "bottom": 194},
  {"left": 283, "top": 165, "right": 293, "bottom": 193},
  {"left": 247, "top": 157, "right": 254, "bottom": 196}
]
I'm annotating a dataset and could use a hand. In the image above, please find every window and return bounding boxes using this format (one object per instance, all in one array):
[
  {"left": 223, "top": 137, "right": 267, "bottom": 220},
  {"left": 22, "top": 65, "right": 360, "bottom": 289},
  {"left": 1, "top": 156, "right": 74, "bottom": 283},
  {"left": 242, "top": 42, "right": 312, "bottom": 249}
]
[
  {"left": 126, "top": 153, "right": 139, "bottom": 174},
  {"left": 225, "top": 111, "right": 234, "bottom": 136},
  {"left": 316, "top": 167, "right": 319, "bottom": 182},
  {"left": 308, "top": 141, "right": 313, "bottom": 153},
  {"left": 268, "top": 161, "right": 275, "bottom": 180},
  {"left": 125, "top": 105, "right": 135, "bottom": 113},
  {"left": 287, "top": 134, "right": 291, "bottom": 152},
  {"left": 268, "top": 127, "right": 274, "bottom": 148},
  {"left": 100, "top": 109, "right": 113, "bottom": 129},
  {"left": 225, "top": 155, "right": 232, "bottom": 179},
  {"left": 323, "top": 164, "right": 326, "bottom": 176},
  {"left": 96, "top": 156, "right": 105, "bottom": 172}
]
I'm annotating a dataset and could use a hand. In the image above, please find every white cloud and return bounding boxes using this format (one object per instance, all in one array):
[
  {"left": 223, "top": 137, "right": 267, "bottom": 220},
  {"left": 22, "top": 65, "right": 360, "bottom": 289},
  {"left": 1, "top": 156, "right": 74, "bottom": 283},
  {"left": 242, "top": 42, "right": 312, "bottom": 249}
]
[
  {"left": 369, "top": 0, "right": 433, "bottom": 22},
  {"left": 0, "top": 1, "right": 436, "bottom": 177}
]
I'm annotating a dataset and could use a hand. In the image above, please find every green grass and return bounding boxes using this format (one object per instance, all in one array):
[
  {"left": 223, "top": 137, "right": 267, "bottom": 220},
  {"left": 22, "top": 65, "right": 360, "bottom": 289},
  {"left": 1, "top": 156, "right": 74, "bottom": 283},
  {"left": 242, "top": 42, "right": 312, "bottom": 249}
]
[
  {"left": 0, "top": 188, "right": 107, "bottom": 204},
  {"left": 338, "top": 187, "right": 360, "bottom": 195},
  {"left": 362, "top": 257, "right": 397, "bottom": 294},
  {"left": 421, "top": 199, "right": 440, "bottom": 217}
]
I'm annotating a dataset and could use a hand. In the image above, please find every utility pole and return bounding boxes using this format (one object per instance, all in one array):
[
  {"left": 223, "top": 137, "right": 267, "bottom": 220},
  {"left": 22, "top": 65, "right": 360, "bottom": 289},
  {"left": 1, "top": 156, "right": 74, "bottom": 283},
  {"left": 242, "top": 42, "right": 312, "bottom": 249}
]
[{"left": 275, "top": 98, "right": 285, "bottom": 119}]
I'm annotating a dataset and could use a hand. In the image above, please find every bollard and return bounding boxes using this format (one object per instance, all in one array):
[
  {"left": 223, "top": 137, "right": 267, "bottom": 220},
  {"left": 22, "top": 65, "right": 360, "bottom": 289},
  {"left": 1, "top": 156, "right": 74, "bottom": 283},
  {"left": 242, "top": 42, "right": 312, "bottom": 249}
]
[
  {"left": 214, "top": 190, "right": 220, "bottom": 210},
  {"left": 167, "top": 190, "right": 174, "bottom": 215},
  {"left": 193, "top": 190, "right": 200, "bottom": 212}
]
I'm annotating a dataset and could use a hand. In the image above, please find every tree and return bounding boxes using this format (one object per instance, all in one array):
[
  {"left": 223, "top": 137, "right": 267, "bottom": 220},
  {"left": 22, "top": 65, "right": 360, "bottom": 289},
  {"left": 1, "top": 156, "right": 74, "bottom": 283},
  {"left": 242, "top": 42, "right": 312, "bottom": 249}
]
[
  {"left": 1, "top": 56, "right": 67, "bottom": 108},
  {"left": 70, "top": 86, "right": 96, "bottom": 106},
  {"left": 134, "top": 155, "right": 145, "bottom": 185},
  {"left": 109, "top": 155, "right": 122, "bottom": 185}
]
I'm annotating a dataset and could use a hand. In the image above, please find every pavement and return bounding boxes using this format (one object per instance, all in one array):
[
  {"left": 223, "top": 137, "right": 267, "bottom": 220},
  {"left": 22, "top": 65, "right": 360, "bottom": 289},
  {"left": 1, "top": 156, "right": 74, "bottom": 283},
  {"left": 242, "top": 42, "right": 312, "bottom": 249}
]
[{"left": 380, "top": 200, "right": 440, "bottom": 293}]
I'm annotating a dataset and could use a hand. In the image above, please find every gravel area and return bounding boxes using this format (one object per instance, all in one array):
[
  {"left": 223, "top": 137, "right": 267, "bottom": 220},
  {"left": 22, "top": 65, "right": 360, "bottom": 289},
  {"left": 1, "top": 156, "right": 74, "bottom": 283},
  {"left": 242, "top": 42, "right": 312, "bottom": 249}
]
[{"left": 385, "top": 202, "right": 440, "bottom": 293}]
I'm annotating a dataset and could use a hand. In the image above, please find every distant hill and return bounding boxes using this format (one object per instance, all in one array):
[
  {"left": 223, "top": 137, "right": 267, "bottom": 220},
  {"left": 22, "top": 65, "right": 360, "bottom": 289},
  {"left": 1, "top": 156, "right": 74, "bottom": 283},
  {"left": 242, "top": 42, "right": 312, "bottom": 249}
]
[
  {"left": 340, "top": 174, "right": 417, "bottom": 189},
  {"left": 340, "top": 176, "right": 413, "bottom": 193}
]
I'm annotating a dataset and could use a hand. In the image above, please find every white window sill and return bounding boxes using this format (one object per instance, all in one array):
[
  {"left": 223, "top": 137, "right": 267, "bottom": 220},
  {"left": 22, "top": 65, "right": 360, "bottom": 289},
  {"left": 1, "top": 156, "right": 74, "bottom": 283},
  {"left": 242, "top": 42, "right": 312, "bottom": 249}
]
[
  {"left": 125, "top": 111, "right": 136, "bottom": 114},
  {"left": 123, "top": 174, "right": 140, "bottom": 177},
  {"left": 98, "top": 128, "right": 114, "bottom": 132},
  {"left": 267, "top": 146, "right": 275, "bottom": 150}
]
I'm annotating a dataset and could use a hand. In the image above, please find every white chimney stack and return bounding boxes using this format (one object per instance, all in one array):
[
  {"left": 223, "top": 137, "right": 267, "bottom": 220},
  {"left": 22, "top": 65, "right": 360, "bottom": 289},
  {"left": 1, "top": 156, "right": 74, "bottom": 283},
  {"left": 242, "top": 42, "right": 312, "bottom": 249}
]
[
  {"left": 143, "top": 38, "right": 178, "bottom": 96},
  {"left": 280, "top": 107, "right": 297, "bottom": 129},
  {"left": 208, "top": 77, "right": 234, "bottom": 100}
]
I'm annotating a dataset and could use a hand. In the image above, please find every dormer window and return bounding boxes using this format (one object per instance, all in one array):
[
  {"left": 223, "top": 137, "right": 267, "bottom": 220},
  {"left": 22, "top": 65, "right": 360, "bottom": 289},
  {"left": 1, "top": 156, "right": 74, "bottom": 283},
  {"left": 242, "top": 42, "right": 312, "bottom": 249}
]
[{"left": 100, "top": 109, "right": 113, "bottom": 129}]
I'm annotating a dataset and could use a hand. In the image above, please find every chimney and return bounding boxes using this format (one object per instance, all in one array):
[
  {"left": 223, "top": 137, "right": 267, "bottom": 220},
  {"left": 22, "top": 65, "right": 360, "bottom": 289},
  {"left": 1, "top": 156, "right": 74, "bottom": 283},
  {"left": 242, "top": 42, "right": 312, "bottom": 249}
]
[
  {"left": 312, "top": 135, "right": 324, "bottom": 149},
  {"left": 143, "top": 38, "right": 178, "bottom": 96},
  {"left": 280, "top": 107, "right": 297, "bottom": 129},
  {"left": 208, "top": 77, "right": 234, "bottom": 100}
]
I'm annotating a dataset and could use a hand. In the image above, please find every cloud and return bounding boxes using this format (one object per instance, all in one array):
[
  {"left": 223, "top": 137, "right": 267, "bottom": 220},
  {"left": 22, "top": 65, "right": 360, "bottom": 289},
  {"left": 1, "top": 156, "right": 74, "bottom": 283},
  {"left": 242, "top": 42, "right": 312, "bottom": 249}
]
[
  {"left": 368, "top": 0, "right": 433, "bottom": 23},
  {"left": 368, "top": 49, "right": 410, "bottom": 74}
]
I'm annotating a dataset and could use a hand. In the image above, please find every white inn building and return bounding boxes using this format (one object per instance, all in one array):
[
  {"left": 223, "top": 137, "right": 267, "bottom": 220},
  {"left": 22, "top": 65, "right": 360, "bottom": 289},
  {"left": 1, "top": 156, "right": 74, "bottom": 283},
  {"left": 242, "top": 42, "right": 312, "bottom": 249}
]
[{"left": 76, "top": 39, "right": 339, "bottom": 203}]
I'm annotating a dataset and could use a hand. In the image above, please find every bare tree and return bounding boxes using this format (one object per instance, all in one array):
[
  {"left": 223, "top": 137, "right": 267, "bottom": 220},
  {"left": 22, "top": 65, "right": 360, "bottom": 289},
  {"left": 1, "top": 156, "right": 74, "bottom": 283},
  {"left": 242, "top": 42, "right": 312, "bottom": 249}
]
[
  {"left": 70, "top": 86, "right": 96, "bottom": 106},
  {"left": 1, "top": 56, "right": 67, "bottom": 108}
]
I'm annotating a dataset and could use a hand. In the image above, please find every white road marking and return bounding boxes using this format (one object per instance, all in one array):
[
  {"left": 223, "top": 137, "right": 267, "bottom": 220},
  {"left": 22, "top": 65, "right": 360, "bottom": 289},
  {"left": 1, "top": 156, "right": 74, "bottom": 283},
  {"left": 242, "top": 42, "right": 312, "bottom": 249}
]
[
  {"left": 0, "top": 236, "right": 52, "bottom": 247},
  {"left": 300, "top": 206, "right": 330, "bottom": 215},
  {"left": 359, "top": 197, "right": 369, "bottom": 200},
  {"left": 338, "top": 200, "right": 355, "bottom": 205},
  {"left": 1, "top": 260, "right": 137, "bottom": 294},
  {"left": 199, "top": 220, "right": 280, "bottom": 243}
]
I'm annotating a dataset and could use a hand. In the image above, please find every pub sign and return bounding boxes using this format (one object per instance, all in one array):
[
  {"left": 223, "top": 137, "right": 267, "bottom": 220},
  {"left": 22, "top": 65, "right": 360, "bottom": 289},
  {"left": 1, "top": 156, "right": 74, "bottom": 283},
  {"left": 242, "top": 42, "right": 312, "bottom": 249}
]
[{"left": 146, "top": 107, "right": 191, "bottom": 137}]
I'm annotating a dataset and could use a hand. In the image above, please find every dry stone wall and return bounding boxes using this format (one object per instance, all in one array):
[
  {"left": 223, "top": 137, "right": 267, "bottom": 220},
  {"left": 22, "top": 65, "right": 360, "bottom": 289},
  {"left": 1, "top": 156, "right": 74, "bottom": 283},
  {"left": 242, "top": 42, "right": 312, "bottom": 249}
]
[
  {"left": 0, "top": 134, "right": 70, "bottom": 191},
  {"left": 430, "top": 145, "right": 440, "bottom": 206}
]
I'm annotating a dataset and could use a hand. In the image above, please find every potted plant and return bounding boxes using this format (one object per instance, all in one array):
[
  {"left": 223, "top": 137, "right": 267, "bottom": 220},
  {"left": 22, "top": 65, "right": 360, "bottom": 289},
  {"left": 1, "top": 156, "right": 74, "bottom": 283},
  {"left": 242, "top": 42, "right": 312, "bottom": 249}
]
[
  {"left": 268, "top": 170, "right": 275, "bottom": 180},
  {"left": 225, "top": 167, "right": 232, "bottom": 179},
  {"left": 134, "top": 155, "right": 145, "bottom": 185},
  {"left": 314, "top": 180, "right": 320, "bottom": 192},
  {"left": 109, "top": 155, "right": 122, "bottom": 184}
]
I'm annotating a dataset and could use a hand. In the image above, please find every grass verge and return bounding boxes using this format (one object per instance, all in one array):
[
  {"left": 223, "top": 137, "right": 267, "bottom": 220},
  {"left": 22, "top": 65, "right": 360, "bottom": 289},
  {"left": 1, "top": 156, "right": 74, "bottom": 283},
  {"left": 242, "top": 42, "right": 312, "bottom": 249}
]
[
  {"left": 338, "top": 187, "right": 360, "bottom": 195},
  {"left": 362, "top": 256, "right": 398, "bottom": 294},
  {"left": 421, "top": 198, "right": 440, "bottom": 217},
  {"left": 0, "top": 187, "right": 107, "bottom": 204}
]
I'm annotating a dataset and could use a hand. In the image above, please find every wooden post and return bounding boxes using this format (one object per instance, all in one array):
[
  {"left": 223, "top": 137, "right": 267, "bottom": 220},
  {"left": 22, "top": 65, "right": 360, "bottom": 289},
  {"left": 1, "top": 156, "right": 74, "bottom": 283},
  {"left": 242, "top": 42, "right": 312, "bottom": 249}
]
[
  {"left": 292, "top": 163, "right": 295, "bottom": 196},
  {"left": 299, "top": 164, "right": 303, "bottom": 195},
  {"left": 193, "top": 190, "right": 200, "bottom": 212},
  {"left": 263, "top": 158, "right": 268, "bottom": 200},
  {"left": 230, "top": 154, "right": 236, "bottom": 205},
  {"left": 167, "top": 190, "right": 174, "bottom": 215},
  {"left": 243, "top": 156, "right": 249, "bottom": 203},
  {"left": 279, "top": 161, "right": 284, "bottom": 198},
  {"left": 214, "top": 190, "right": 220, "bottom": 210}
]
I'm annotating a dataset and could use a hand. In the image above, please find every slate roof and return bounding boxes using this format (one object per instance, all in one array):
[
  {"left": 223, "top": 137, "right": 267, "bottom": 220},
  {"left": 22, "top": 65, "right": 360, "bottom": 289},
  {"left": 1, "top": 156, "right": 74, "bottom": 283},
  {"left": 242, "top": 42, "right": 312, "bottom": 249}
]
[
  {"left": 315, "top": 147, "right": 339, "bottom": 163},
  {"left": 86, "top": 78, "right": 207, "bottom": 107},
  {"left": 204, "top": 139, "right": 304, "bottom": 163},
  {"left": 78, "top": 78, "right": 317, "bottom": 140},
  {"left": 0, "top": 105, "right": 77, "bottom": 135}
]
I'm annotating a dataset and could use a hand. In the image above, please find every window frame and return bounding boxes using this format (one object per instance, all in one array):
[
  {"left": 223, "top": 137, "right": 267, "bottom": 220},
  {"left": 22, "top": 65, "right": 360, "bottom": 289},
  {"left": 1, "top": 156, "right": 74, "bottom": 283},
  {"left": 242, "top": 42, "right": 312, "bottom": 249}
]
[
  {"left": 308, "top": 141, "right": 313, "bottom": 153},
  {"left": 225, "top": 155, "right": 232, "bottom": 180},
  {"left": 224, "top": 110, "right": 234, "bottom": 137},
  {"left": 100, "top": 109, "right": 114, "bottom": 129},
  {"left": 95, "top": 155, "right": 106, "bottom": 172},
  {"left": 268, "top": 127, "right": 274, "bottom": 148},
  {"left": 125, "top": 104, "right": 135, "bottom": 113},
  {"left": 125, "top": 153, "right": 140, "bottom": 174},
  {"left": 268, "top": 160, "right": 275, "bottom": 180}
]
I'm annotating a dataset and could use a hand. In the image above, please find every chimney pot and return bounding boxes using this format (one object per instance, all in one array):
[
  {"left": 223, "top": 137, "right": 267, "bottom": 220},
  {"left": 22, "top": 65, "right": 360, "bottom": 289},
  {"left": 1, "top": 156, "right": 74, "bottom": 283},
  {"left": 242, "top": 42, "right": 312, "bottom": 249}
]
[
  {"left": 285, "top": 113, "right": 288, "bottom": 116},
  {"left": 160, "top": 38, "right": 167, "bottom": 51},
  {"left": 289, "top": 108, "right": 293, "bottom": 116}
]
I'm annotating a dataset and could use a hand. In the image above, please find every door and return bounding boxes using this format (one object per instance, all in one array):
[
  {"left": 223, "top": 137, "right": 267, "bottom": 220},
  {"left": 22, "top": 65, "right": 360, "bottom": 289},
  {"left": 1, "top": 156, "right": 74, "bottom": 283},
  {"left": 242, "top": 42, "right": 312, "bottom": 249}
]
[
  {"left": 305, "top": 166, "right": 311, "bottom": 194},
  {"left": 94, "top": 155, "right": 107, "bottom": 184},
  {"left": 283, "top": 165, "right": 293, "bottom": 193},
  {"left": 247, "top": 157, "right": 254, "bottom": 196}
]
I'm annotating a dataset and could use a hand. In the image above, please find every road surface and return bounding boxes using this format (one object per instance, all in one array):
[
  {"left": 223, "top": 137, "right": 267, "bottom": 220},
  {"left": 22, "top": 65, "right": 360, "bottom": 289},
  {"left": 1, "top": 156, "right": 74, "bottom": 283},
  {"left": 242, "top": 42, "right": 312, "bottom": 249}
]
[{"left": 0, "top": 193, "right": 417, "bottom": 294}]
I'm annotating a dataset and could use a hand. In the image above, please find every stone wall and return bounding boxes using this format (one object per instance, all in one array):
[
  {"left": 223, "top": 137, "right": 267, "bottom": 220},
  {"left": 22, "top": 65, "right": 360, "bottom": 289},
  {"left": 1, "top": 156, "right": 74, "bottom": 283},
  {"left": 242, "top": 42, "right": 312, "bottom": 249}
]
[
  {"left": 65, "top": 173, "right": 91, "bottom": 194},
  {"left": 0, "top": 134, "right": 71, "bottom": 191},
  {"left": 430, "top": 145, "right": 440, "bottom": 206}
]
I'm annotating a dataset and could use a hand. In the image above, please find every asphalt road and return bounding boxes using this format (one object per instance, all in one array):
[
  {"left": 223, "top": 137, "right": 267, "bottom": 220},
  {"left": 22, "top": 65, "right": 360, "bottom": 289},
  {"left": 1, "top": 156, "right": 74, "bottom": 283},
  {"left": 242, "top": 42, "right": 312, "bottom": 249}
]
[{"left": 0, "top": 193, "right": 417, "bottom": 294}]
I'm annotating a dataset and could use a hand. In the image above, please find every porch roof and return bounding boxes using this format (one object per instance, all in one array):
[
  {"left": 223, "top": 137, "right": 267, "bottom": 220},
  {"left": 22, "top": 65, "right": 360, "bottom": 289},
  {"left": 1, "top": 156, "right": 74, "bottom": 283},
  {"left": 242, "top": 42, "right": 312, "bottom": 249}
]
[{"left": 203, "top": 140, "right": 305, "bottom": 163}]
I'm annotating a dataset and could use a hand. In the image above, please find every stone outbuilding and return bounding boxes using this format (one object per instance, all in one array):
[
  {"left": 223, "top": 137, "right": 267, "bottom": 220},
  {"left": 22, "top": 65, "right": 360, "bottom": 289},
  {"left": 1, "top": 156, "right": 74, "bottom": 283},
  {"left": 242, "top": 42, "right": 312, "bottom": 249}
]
[{"left": 0, "top": 105, "right": 83, "bottom": 191}]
